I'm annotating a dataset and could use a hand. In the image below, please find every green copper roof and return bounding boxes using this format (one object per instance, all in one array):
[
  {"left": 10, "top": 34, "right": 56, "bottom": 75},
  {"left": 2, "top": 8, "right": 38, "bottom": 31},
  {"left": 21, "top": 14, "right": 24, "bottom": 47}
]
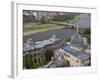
[{"left": 70, "top": 32, "right": 83, "bottom": 47}]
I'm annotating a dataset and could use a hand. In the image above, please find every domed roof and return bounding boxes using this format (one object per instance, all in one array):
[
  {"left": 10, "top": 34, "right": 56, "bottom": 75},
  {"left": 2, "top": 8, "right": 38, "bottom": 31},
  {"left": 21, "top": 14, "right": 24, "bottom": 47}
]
[
  {"left": 70, "top": 32, "right": 90, "bottom": 48},
  {"left": 70, "top": 32, "right": 83, "bottom": 47}
]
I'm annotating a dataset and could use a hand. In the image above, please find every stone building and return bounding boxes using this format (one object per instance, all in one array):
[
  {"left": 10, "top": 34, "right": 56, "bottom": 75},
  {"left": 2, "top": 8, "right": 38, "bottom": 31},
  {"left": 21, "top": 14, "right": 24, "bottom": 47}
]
[
  {"left": 36, "top": 11, "right": 64, "bottom": 21},
  {"left": 23, "top": 10, "right": 37, "bottom": 24},
  {"left": 23, "top": 10, "right": 65, "bottom": 24},
  {"left": 67, "top": 32, "right": 91, "bottom": 54},
  {"left": 55, "top": 46, "right": 90, "bottom": 67},
  {"left": 23, "top": 35, "right": 61, "bottom": 64},
  {"left": 23, "top": 32, "right": 91, "bottom": 67},
  {"left": 31, "top": 48, "right": 46, "bottom": 64},
  {"left": 53, "top": 32, "right": 91, "bottom": 67}
]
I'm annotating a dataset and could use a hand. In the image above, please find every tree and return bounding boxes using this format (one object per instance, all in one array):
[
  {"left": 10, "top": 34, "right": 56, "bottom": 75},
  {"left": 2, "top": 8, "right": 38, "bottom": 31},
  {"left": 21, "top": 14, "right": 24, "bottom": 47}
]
[
  {"left": 40, "top": 16, "right": 47, "bottom": 24},
  {"left": 52, "top": 13, "right": 80, "bottom": 22},
  {"left": 23, "top": 53, "right": 33, "bottom": 69},
  {"left": 44, "top": 49, "right": 54, "bottom": 62},
  {"left": 32, "top": 60, "right": 48, "bottom": 69},
  {"left": 79, "top": 28, "right": 91, "bottom": 44}
]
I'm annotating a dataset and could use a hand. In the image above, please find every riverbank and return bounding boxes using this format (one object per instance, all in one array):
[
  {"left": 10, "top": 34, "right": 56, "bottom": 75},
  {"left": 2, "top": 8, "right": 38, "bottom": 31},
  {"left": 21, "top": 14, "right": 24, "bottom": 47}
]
[
  {"left": 24, "top": 26, "right": 65, "bottom": 36},
  {"left": 24, "top": 23, "right": 62, "bottom": 32}
]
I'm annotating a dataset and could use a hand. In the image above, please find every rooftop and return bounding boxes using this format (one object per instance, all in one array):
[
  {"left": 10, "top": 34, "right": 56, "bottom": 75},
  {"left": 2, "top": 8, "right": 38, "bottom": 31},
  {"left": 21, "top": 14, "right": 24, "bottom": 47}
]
[
  {"left": 70, "top": 32, "right": 90, "bottom": 48},
  {"left": 23, "top": 35, "right": 59, "bottom": 52},
  {"left": 70, "top": 32, "right": 83, "bottom": 46},
  {"left": 60, "top": 46, "right": 89, "bottom": 61}
]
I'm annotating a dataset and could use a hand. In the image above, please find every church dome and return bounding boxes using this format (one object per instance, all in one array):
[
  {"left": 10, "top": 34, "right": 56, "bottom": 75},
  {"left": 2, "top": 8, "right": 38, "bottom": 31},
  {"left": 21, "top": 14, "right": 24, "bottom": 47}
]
[
  {"left": 70, "top": 32, "right": 83, "bottom": 46},
  {"left": 70, "top": 32, "right": 89, "bottom": 48}
]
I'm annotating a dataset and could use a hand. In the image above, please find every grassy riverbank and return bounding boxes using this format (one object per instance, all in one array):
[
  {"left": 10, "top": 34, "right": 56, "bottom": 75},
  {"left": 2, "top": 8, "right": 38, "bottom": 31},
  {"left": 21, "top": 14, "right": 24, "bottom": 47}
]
[{"left": 23, "top": 23, "right": 62, "bottom": 32}]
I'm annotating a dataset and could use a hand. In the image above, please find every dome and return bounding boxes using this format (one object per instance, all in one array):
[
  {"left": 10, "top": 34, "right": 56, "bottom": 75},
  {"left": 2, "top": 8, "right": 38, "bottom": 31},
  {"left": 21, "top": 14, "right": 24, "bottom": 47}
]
[
  {"left": 70, "top": 32, "right": 90, "bottom": 48},
  {"left": 70, "top": 32, "right": 83, "bottom": 47}
]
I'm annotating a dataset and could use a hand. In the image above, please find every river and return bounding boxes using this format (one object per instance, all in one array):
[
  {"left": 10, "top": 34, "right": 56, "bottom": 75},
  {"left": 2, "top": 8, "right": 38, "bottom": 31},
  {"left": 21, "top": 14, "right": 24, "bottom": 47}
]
[
  {"left": 74, "top": 13, "right": 90, "bottom": 28},
  {"left": 23, "top": 13, "right": 90, "bottom": 42},
  {"left": 23, "top": 28, "right": 76, "bottom": 42}
]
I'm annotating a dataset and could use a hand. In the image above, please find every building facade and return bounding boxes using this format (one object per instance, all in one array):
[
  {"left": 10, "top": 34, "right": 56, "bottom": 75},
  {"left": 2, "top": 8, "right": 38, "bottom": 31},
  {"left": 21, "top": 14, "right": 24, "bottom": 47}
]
[
  {"left": 23, "top": 35, "right": 61, "bottom": 64},
  {"left": 23, "top": 32, "right": 91, "bottom": 68},
  {"left": 55, "top": 46, "right": 90, "bottom": 67},
  {"left": 53, "top": 32, "right": 91, "bottom": 67}
]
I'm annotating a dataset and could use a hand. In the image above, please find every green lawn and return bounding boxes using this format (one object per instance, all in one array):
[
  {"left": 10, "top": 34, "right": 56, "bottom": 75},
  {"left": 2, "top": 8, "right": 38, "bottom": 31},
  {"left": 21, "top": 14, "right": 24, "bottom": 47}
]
[{"left": 23, "top": 23, "right": 61, "bottom": 32}]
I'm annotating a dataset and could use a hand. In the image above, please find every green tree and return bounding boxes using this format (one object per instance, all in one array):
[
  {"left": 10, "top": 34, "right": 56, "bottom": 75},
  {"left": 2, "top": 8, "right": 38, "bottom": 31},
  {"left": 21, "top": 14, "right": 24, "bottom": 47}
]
[
  {"left": 40, "top": 16, "right": 47, "bottom": 24},
  {"left": 44, "top": 49, "right": 54, "bottom": 62},
  {"left": 32, "top": 60, "right": 48, "bottom": 69},
  {"left": 23, "top": 53, "right": 33, "bottom": 69},
  {"left": 52, "top": 13, "right": 80, "bottom": 22},
  {"left": 79, "top": 28, "right": 91, "bottom": 44},
  {"left": 83, "top": 28, "right": 90, "bottom": 35}
]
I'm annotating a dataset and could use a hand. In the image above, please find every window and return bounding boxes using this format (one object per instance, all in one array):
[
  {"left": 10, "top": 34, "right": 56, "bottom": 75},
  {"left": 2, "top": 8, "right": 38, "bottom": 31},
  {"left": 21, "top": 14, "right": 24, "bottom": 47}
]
[
  {"left": 34, "top": 59, "right": 37, "bottom": 63},
  {"left": 34, "top": 54, "right": 36, "bottom": 57}
]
